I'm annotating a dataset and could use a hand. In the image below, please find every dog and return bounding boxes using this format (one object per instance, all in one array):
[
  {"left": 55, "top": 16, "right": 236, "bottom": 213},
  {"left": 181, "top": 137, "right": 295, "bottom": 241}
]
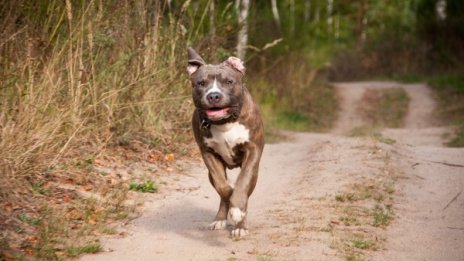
[{"left": 187, "top": 48, "right": 264, "bottom": 237}]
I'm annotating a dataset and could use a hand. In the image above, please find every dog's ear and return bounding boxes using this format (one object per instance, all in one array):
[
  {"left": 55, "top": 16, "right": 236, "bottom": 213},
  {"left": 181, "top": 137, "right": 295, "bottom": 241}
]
[
  {"left": 187, "top": 47, "right": 206, "bottom": 76},
  {"left": 224, "top": 56, "right": 245, "bottom": 74}
]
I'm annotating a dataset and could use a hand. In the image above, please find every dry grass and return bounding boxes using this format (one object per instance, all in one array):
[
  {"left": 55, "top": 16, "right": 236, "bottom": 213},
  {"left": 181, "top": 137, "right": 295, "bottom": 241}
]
[
  {"left": 330, "top": 145, "right": 397, "bottom": 260},
  {"left": 0, "top": 1, "right": 339, "bottom": 259},
  {"left": 0, "top": 0, "right": 215, "bottom": 259}
]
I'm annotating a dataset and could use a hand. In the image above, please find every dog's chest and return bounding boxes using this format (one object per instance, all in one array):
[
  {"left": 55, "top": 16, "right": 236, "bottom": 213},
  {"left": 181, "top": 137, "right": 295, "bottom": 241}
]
[{"left": 204, "top": 122, "right": 250, "bottom": 166}]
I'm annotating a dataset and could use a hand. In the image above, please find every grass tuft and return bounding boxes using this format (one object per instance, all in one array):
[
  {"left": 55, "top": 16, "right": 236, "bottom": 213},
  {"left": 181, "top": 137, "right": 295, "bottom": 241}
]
[
  {"left": 349, "top": 126, "right": 396, "bottom": 144},
  {"left": 66, "top": 243, "right": 102, "bottom": 257},
  {"left": 351, "top": 238, "right": 374, "bottom": 250},
  {"left": 372, "top": 204, "right": 394, "bottom": 227},
  {"left": 357, "top": 88, "right": 410, "bottom": 128},
  {"left": 129, "top": 180, "right": 158, "bottom": 193}
]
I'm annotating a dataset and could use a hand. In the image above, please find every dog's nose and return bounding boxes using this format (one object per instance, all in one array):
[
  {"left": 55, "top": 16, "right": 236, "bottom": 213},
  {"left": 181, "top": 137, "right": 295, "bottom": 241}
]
[{"left": 207, "top": 92, "right": 223, "bottom": 104}]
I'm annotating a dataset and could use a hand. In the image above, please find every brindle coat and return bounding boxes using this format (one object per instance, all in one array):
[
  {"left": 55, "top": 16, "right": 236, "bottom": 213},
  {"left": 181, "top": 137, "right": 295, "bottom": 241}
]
[{"left": 187, "top": 48, "right": 264, "bottom": 235}]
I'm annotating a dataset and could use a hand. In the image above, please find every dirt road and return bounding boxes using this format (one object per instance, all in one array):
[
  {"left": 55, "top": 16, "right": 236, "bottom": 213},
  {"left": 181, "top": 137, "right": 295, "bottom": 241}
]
[{"left": 82, "top": 82, "right": 464, "bottom": 261}]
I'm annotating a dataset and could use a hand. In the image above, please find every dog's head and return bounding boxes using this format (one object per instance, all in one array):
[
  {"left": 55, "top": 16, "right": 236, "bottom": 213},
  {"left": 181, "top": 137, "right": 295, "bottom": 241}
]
[{"left": 187, "top": 48, "right": 246, "bottom": 123}]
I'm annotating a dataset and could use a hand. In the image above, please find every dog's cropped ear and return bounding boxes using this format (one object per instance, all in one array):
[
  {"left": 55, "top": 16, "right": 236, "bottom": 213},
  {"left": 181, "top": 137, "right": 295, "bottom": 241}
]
[
  {"left": 224, "top": 56, "right": 245, "bottom": 74},
  {"left": 187, "top": 47, "right": 206, "bottom": 76}
]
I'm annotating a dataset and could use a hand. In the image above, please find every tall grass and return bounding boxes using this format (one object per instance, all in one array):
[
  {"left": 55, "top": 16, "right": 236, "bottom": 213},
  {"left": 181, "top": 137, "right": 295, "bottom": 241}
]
[
  {"left": 1, "top": 1, "right": 196, "bottom": 199},
  {"left": 0, "top": 1, "right": 219, "bottom": 256}
]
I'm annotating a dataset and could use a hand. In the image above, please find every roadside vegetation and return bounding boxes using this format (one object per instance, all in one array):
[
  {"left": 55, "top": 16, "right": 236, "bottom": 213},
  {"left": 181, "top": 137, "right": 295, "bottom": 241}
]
[
  {"left": 0, "top": 0, "right": 462, "bottom": 259},
  {"left": 332, "top": 145, "right": 397, "bottom": 260},
  {"left": 428, "top": 74, "right": 464, "bottom": 147}
]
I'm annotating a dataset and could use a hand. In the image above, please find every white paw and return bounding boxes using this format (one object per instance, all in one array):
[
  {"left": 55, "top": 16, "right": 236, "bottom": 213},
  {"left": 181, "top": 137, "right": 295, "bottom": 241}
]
[
  {"left": 231, "top": 228, "right": 249, "bottom": 237},
  {"left": 228, "top": 207, "right": 246, "bottom": 224},
  {"left": 208, "top": 220, "right": 227, "bottom": 230}
]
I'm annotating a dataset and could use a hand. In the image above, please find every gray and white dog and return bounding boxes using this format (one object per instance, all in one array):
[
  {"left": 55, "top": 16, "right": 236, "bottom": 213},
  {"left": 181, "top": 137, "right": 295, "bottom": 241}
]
[{"left": 187, "top": 48, "right": 264, "bottom": 237}]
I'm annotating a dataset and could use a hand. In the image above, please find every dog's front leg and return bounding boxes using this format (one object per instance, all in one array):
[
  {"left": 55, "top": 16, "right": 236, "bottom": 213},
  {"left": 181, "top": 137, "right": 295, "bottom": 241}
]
[
  {"left": 229, "top": 142, "right": 262, "bottom": 236},
  {"left": 202, "top": 152, "right": 233, "bottom": 230}
]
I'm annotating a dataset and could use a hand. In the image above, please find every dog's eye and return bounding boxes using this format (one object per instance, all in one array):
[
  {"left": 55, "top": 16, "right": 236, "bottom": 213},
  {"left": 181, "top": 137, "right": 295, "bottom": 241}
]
[
  {"left": 226, "top": 79, "right": 234, "bottom": 85},
  {"left": 197, "top": 80, "right": 206, "bottom": 86}
]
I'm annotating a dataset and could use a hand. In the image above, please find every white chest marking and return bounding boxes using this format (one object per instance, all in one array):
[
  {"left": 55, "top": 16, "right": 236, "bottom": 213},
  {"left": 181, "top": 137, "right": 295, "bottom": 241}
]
[{"left": 204, "top": 122, "right": 250, "bottom": 166}]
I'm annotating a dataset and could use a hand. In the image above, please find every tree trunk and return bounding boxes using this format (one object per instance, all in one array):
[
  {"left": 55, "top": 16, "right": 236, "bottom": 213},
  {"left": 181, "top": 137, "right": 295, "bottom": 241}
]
[
  {"left": 304, "top": 0, "right": 311, "bottom": 22},
  {"left": 209, "top": 0, "right": 216, "bottom": 37},
  {"left": 271, "top": 0, "right": 281, "bottom": 31},
  {"left": 236, "top": 0, "right": 250, "bottom": 61},
  {"left": 356, "top": 0, "right": 368, "bottom": 42},
  {"left": 327, "top": 0, "right": 334, "bottom": 34}
]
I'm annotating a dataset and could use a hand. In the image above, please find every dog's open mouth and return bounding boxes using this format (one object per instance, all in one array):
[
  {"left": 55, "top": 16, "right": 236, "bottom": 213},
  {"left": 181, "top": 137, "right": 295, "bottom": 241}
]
[{"left": 204, "top": 107, "right": 230, "bottom": 120}]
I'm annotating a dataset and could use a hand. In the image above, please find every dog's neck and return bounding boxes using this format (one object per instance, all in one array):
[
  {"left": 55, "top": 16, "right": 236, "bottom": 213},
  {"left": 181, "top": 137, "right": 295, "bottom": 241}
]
[{"left": 199, "top": 113, "right": 239, "bottom": 131}]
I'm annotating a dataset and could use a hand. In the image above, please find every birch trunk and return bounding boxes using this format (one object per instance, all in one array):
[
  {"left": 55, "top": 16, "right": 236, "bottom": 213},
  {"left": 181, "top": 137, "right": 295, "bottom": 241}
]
[
  {"left": 236, "top": 0, "right": 250, "bottom": 61},
  {"left": 271, "top": 0, "right": 281, "bottom": 30},
  {"left": 327, "top": 0, "right": 333, "bottom": 34}
]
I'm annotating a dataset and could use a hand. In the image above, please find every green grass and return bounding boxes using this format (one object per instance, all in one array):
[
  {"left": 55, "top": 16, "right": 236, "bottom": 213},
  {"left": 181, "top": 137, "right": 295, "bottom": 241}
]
[
  {"left": 372, "top": 204, "right": 393, "bottom": 227},
  {"left": 427, "top": 73, "right": 464, "bottom": 147},
  {"left": 351, "top": 238, "right": 374, "bottom": 250},
  {"left": 335, "top": 194, "right": 346, "bottom": 202},
  {"left": 346, "top": 254, "right": 361, "bottom": 261},
  {"left": 100, "top": 226, "right": 117, "bottom": 235},
  {"left": 448, "top": 122, "right": 464, "bottom": 147},
  {"left": 273, "top": 111, "right": 312, "bottom": 131},
  {"left": 31, "top": 182, "right": 50, "bottom": 196},
  {"left": 250, "top": 57, "right": 337, "bottom": 135},
  {"left": 17, "top": 213, "right": 41, "bottom": 226},
  {"left": 349, "top": 126, "right": 396, "bottom": 144},
  {"left": 129, "top": 180, "right": 158, "bottom": 193},
  {"left": 428, "top": 74, "right": 464, "bottom": 94},
  {"left": 66, "top": 243, "right": 102, "bottom": 257}
]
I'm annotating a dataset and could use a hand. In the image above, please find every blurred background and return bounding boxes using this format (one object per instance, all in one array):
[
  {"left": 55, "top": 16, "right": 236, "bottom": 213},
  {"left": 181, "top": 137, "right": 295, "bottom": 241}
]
[{"left": 1, "top": 0, "right": 463, "bottom": 259}]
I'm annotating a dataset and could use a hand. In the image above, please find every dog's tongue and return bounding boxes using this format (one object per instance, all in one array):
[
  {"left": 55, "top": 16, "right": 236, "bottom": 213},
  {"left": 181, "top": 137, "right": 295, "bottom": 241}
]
[{"left": 205, "top": 108, "right": 229, "bottom": 119}]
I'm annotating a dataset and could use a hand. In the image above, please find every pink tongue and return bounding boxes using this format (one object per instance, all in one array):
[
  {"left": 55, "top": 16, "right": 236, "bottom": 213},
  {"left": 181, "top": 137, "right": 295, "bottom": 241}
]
[{"left": 206, "top": 108, "right": 228, "bottom": 118}]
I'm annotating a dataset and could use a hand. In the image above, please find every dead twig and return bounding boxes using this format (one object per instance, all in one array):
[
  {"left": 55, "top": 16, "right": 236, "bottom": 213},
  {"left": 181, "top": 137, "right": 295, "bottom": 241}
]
[
  {"left": 307, "top": 159, "right": 339, "bottom": 163},
  {"left": 443, "top": 190, "right": 462, "bottom": 211},
  {"left": 447, "top": 227, "right": 464, "bottom": 230},
  {"left": 428, "top": 160, "right": 464, "bottom": 168}
]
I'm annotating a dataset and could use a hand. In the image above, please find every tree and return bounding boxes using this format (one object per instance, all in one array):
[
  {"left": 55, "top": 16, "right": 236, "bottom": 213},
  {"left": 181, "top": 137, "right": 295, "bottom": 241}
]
[{"left": 236, "top": 0, "right": 250, "bottom": 60}]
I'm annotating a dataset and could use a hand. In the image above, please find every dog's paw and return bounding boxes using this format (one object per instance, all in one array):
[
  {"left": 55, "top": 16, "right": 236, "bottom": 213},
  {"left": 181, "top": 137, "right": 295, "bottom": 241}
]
[
  {"left": 208, "top": 220, "right": 227, "bottom": 230},
  {"left": 231, "top": 228, "right": 249, "bottom": 237},
  {"left": 228, "top": 207, "right": 246, "bottom": 224}
]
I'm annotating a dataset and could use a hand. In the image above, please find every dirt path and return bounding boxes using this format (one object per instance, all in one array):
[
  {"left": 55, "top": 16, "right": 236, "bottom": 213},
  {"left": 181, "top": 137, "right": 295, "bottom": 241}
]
[{"left": 82, "top": 82, "right": 464, "bottom": 261}]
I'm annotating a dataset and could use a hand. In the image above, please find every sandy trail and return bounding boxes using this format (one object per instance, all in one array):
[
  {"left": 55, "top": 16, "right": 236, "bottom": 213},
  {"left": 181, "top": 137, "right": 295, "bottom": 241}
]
[{"left": 82, "top": 82, "right": 464, "bottom": 261}]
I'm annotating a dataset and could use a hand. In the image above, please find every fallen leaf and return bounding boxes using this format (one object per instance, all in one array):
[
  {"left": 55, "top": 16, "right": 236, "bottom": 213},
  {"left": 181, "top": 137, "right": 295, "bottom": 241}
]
[
  {"left": 26, "top": 236, "right": 38, "bottom": 244},
  {"left": 63, "top": 194, "right": 72, "bottom": 202},
  {"left": 83, "top": 184, "right": 94, "bottom": 191},
  {"left": 66, "top": 210, "right": 83, "bottom": 220},
  {"left": 164, "top": 153, "right": 175, "bottom": 161}
]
